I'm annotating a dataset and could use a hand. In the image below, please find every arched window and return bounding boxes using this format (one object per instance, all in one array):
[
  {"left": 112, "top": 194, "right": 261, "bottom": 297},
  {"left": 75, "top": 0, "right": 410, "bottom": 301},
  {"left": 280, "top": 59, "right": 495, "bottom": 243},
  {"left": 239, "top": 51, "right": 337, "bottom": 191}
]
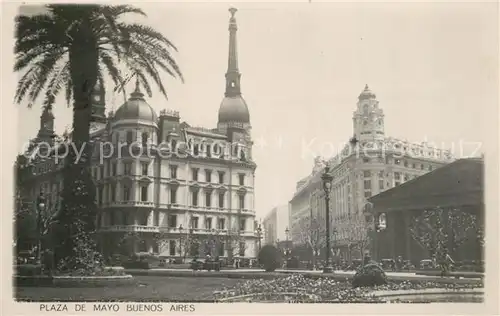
[{"left": 142, "top": 132, "right": 148, "bottom": 146}]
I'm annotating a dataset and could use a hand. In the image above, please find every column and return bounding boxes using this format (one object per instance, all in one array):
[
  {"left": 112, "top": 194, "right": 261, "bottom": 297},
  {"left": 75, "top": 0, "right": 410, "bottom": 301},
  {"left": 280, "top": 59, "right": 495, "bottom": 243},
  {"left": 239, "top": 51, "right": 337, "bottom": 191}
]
[
  {"left": 404, "top": 211, "right": 411, "bottom": 262},
  {"left": 388, "top": 213, "right": 395, "bottom": 258}
]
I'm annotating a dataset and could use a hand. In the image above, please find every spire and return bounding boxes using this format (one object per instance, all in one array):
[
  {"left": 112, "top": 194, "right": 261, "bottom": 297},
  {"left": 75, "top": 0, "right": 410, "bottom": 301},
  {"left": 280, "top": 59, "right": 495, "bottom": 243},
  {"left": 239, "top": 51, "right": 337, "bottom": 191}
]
[
  {"left": 130, "top": 76, "right": 145, "bottom": 100},
  {"left": 225, "top": 7, "right": 241, "bottom": 97}
]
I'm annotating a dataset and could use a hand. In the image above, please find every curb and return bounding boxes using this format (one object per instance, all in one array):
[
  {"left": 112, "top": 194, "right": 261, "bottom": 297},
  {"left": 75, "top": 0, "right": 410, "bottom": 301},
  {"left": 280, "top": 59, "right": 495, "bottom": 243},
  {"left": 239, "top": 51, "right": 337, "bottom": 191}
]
[{"left": 14, "top": 274, "right": 136, "bottom": 288}]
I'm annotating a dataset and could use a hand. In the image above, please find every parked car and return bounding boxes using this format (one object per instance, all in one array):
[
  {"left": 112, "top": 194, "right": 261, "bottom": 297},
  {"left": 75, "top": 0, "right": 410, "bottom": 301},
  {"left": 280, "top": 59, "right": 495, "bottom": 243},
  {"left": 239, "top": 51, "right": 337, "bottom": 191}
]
[
  {"left": 380, "top": 259, "right": 395, "bottom": 271},
  {"left": 419, "top": 259, "right": 436, "bottom": 270},
  {"left": 402, "top": 260, "right": 415, "bottom": 270}
]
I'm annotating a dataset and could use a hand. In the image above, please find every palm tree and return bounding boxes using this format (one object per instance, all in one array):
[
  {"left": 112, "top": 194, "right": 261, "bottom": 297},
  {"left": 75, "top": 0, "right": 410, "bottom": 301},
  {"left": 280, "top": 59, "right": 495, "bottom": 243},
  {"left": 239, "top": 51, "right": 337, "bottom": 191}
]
[{"left": 14, "top": 4, "right": 183, "bottom": 270}]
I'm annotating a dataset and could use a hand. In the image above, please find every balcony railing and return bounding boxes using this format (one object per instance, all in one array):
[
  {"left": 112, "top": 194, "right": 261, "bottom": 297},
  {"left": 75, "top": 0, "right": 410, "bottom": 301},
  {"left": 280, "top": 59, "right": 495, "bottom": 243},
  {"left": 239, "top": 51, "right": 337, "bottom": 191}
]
[{"left": 99, "top": 225, "right": 159, "bottom": 233}]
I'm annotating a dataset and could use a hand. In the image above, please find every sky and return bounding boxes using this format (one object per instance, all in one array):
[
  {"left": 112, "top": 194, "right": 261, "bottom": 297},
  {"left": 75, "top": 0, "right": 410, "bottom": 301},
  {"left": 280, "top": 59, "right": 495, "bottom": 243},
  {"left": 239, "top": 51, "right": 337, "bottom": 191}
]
[{"left": 9, "top": 2, "right": 499, "bottom": 221}]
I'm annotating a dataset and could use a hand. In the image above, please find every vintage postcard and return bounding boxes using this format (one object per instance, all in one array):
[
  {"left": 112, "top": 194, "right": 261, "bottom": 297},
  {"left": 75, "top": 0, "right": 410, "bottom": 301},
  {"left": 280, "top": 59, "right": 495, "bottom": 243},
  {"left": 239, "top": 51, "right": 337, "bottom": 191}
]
[{"left": 2, "top": 0, "right": 498, "bottom": 315}]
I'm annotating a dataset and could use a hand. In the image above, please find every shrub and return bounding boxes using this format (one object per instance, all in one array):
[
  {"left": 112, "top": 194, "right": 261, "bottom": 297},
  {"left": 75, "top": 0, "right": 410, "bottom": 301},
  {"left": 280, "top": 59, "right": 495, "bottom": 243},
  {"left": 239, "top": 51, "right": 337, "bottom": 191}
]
[
  {"left": 258, "top": 245, "right": 282, "bottom": 272},
  {"left": 352, "top": 263, "right": 388, "bottom": 288},
  {"left": 15, "top": 264, "right": 42, "bottom": 276}
]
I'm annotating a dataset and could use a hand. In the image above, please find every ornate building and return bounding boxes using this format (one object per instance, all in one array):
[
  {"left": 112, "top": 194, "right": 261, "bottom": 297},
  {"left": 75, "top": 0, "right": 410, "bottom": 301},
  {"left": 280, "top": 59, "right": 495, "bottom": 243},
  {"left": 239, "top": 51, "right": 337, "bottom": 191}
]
[
  {"left": 17, "top": 8, "right": 258, "bottom": 260},
  {"left": 289, "top": 85, "right": 454, "bottom": 259}
]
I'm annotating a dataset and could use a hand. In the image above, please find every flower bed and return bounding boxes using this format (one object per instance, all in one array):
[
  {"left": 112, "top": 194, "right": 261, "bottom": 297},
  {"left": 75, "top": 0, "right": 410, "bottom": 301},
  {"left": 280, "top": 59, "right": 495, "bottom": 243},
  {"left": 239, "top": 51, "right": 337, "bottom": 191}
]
[{"left": 213, "top": 274, "right": 483, "bottom": 303}]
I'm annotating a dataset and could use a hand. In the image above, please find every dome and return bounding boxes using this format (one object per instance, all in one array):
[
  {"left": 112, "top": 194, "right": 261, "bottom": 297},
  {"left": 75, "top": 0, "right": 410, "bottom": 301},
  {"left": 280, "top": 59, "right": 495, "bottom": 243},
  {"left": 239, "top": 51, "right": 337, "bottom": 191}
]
[
  {"left": 358, "top": 84, "right": 376, "bottom": 100},
  {"left": 218, "top": 96, "right": 250, "bottom": 123},
  {"left": 114, "top": 85, "right": 158, "bottom": 124}
]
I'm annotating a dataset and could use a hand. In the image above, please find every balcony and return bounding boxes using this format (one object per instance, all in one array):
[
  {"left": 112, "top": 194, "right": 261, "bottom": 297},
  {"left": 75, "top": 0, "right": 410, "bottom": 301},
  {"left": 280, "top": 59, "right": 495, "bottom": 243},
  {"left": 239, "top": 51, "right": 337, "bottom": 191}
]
[{"left": 99, "top": 225, "right": 159, "bottom": 233}]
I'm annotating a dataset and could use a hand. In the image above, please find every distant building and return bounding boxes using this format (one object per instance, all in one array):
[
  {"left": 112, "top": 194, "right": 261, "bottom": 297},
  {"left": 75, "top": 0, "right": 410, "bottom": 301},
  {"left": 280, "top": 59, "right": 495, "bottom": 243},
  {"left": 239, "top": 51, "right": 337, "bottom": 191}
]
[
  {"left": 263, "top": 205, "right": 290, "bottom": 246},
  {"left": 16, "top": 8, "right": 258, "bottom": 260},
  {"left": 289, "top": 85, "right": 454, "bottom": 259}
]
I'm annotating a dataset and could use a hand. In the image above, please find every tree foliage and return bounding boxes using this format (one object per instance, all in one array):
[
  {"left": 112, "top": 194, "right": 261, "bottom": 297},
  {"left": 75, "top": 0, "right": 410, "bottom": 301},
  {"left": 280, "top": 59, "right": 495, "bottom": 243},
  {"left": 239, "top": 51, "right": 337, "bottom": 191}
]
[{"left": 341, "top": 213, "right": 370, "bottom": 261}]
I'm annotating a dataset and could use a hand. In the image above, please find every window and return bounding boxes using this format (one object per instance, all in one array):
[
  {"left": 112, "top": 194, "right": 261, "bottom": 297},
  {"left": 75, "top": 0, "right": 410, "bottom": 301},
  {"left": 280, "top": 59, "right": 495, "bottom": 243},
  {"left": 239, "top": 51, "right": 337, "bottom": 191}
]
[
  {"left": 379, "top": 180, "right": 384, "bottom": 190},
  {"left": 142, "top": 132, "right": 148, "bottom": 146},
  {"left": 404, "top": 160, "right": 408, "bottom": 167},
  {"left": 126, "top": 131, "right": 134, "bottom": 144},
  {"left": 168, "top": 215, "right": 177, "bottom": 228},
  {"left": 364, "top": 191, "right": 372, "bottom": 198},
  {"left": 112, "top": 162, "right": 117, "bottom": 176},
  {"left": 394, "top": 172, "right": 401, "bottom": 180},
  {"left": 170, "top": 187, "right": 177, "bottom": 204},
  {"left": 154, "top": 211, "right": 159, "bottom": 226},
  {"left": 205, "top": 218, "right": 212, "bottom": 230},
  {"left": 206, "top": 145, "right": 212, "bottom": 158},
  {"left": 141, "top": 162, "right": 148, "bottom": 176},
  {"left": 363, "top": 157, "right": 370, "bottom": 163},
  {"left": 109, "top": 210, "right": 115, "bottom": 225},
  {"left": 239, "top": 174, "right": 245, "bottom": 186},
  {"left": 123, "top": 185, "right": 130, "bottom": 201},
  {"left": 421, "top": 164, "right": 425, "bottom": 170},
  {"left": 98, "top": 185, "right": 104, "bottom": 206},
  {"left": 170, "top": 165, "right": 177, "bottom": 179},
  {"left": 191, "top": 217, "right": 199, "bottom": 229},
  {"left": 428, "top": 165, "right": 433, "bottom": 171},
  {"left": 395, "top": 159, "right": 401, "bottom": 165},
  {"left": 169, "top": 240, "right": 176, "bottom": 256},
  {"left": 171, "top": 139, "right": 177, "bottom": 151},
  {"left": 218, "top": 192, "right": 225, "bottom": 208},
  {"left": 141, "top": 186, "right": 148, "bottom": 201},
  {"left": 192, "top": 168, "right": 199, "bottom": 181},
  {"left": 363, "top": 171, "right": 371, "bottom": 178},
  {"left": 404, "top": 175, "right": 410, "bottom": 181},
  {"left": 239, "top": 218, "right": 246, "bottom": 231},
  {"left": 218, "top": 218, "right": 225, "bottom": 230},
  {"left": 218, "top": 171, "right": 225, "bottom": 184},
  {"left": 395, "top": 181, "right": 401, "bottom": 186},
  {"left": 192, "top": 191, "right": 198, "bottom": 206},
  {"left": 122, "top": 211, "right": 129, "bottom": 225},
  {"left": 205, "top": 192, "right": 211, "bottom": 207},
  {"left": 364, "top": 180, "right": 371, "bottom": 190},
  {"left": 100, "top": 165, "right": 104, "bottom": 179},
  {"left": 239, "top": 242, "right": 245, "bottom": 256},
  {"left": 124, "top": 162, "right": 132, "bottom": 175},
  {"left": 412, "top": 163, "right": 416, "bottom": 169},
  {"left": 193, "top": 144, "right": 199, "bottom": 156},
  {"left": 110, "top": 183, "right": 116, "bottom": 202},
  {"left": 238, "top": 195, "right": 245, "bottom": 210},
  {"left": 218, "top": 243, "right": 225, "bottom": 256},
  {"left": 205, "top": 169, "right": 212, "bottom": 182}
]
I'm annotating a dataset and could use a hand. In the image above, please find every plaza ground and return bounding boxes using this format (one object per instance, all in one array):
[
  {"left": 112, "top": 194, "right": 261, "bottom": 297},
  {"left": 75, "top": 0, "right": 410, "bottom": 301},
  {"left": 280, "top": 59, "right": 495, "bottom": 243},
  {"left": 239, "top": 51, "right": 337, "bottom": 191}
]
[{"left": 15, "top": 276, "right": 241, "bottom": 302}]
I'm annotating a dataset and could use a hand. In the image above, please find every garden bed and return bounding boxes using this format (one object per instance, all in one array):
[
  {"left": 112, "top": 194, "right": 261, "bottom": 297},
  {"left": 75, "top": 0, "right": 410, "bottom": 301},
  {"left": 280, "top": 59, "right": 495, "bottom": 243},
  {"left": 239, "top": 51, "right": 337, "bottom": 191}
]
[{"left": 213, "top": 274, "right": 484, "bottom": 303}]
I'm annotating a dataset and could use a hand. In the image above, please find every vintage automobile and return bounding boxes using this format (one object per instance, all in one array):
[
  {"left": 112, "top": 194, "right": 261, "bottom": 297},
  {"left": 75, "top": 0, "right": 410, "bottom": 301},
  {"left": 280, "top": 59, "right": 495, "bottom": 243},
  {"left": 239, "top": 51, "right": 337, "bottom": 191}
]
[
  {"left": 189, "top": 258, "right": 221, "bottom": 271},
  {"left": 380, "top": 258, "right": 395, "bottom": 270},
  {"left": 419, "top": 259, "right": 436, "bottom": 270}
]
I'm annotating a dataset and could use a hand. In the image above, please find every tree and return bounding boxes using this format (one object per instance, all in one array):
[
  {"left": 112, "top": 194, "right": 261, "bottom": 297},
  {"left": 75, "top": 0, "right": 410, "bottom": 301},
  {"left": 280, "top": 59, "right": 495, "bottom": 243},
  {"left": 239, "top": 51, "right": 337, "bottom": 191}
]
[
  {"left": 14, "top": 4, "right": 183, "bottom": 271},
  {"left": 342, "top": 213, "right": 370, "bottom": 262},
  {"left": 409, "top": 207, "right": 480, "bottom": 260},
  {"left": 297, "top": 217, "right": 323, "bottom": 267},
  {"left": 225, "top": 228, "right": 247, "bottom": 261}
]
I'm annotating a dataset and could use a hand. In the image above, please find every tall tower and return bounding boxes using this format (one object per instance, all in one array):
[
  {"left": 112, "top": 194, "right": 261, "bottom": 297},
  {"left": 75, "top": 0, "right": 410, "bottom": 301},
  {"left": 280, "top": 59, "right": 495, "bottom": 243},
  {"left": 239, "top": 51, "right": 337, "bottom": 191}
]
[
  {"left": 352, "top": 85, "right": 385, "bottom": 142},
  {"left": 217, "top": 8, "right": 251, "bottom": 136},
  {"left": 37, "top": 106, "right": 55, "bottom": 143},
  {"left": 91, "top": 79, "right": 106, "bottom": 123}
]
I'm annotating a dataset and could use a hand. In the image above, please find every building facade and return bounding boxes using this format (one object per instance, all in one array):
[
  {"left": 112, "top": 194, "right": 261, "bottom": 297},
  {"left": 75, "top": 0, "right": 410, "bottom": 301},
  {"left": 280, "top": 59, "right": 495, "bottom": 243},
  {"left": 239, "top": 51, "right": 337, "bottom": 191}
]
[
  {"left": 17, "top": 8, "right": 258, "bottom": 260},
  {"left": 289, "top": 85, "right": 454, "bottom": 260},
  {"left": 262, "top": 205, "right": 290, "bottom": 246}
]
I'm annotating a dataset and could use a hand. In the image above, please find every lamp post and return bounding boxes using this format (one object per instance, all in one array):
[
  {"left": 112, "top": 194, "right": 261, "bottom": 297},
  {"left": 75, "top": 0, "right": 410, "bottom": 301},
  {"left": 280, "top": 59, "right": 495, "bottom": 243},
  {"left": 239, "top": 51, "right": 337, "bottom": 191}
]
[
  {"left": 179, "top": 224, "right": 184, "bottom": 262},
  {"left": 321, "top": 164, "right": 333, "bottom": 273},
  {"left": 256, "top": 224, "right": 262, "bottom": 252},
  {"left": 36, "top": 192, "right": 46, "bottom": 264},
  {"left": 285, "top": 227, "right": 290, "bottom": 257}
]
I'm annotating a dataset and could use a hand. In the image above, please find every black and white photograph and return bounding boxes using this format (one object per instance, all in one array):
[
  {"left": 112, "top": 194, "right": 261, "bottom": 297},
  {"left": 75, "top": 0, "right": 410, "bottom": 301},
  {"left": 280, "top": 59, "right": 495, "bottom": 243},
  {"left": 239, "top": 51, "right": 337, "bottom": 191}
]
[{"left": 3, "top": 0, "right": 498, "bottom": 313}]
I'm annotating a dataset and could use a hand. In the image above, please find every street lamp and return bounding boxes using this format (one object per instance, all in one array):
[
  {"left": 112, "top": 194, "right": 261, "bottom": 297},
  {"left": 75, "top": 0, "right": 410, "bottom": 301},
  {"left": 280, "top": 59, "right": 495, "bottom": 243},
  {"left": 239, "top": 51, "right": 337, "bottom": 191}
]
[
  {"left": 321, "top": 164, "right": 333, "bottom": 273},
  {"left": 256, "top": 224, "right": 262, "bottom": 252},
  {"left": 178, "top": 224, "right": 184, "bottom": 261},
  {"left": 36, "top": 192, "right": 46, "bottom": 264},
  {"left": 285, "top": 227, "right": 290, "bottom": 256}
]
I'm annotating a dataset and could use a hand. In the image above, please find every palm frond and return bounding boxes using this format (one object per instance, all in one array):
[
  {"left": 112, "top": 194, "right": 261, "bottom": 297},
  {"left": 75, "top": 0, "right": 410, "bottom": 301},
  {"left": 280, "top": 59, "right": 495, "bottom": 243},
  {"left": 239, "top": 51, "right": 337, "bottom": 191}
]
[{"left": 42, "top": 61, "right": 70, "bottom": 110}]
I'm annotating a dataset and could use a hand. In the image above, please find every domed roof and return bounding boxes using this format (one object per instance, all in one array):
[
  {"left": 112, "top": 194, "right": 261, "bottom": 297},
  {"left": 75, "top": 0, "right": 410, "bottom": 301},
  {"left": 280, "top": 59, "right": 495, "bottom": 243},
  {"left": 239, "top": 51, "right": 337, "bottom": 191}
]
[
  {"left": 114, "top": 84, "right": 158, "bottom": 124},
  {"left": 218, "top": 96, "right": 250, "bottom": 123},
  {"left": 358, "top": 84, "right": 376, "bottom": 100}
]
